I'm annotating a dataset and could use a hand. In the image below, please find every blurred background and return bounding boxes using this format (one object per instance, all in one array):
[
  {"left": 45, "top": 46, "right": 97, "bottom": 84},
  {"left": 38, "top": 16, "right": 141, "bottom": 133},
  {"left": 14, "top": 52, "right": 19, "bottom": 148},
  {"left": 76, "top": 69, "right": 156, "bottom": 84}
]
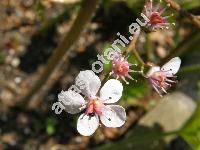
[{"left": 0, "top": 0, "right": 200, "bottom": 149}]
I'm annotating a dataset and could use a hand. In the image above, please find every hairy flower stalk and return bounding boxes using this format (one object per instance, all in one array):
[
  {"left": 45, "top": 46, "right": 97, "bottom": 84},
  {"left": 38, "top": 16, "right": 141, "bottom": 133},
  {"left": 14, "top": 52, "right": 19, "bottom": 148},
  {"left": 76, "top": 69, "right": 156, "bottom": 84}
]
[
  {"left": 144, "top": 0, "right": 175, "bottom": 30},
  {"left": 59, "top": 70, "right": 126, "bottom": 136},
  {"left": 147, "top": 57, "right": 181, "bottom": 96}
]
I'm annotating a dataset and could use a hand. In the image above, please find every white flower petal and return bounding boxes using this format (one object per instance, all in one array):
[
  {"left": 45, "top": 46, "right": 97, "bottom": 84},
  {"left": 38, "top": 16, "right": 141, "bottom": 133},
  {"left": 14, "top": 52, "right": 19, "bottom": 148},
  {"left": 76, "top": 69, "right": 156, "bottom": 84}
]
[
  {"left": 100, "top": 105, "right": 126, "bottom": 127},
  {"left": 58, "top": 90, "right": 85, "bottom": 114},
  {"left": 77, "top": 114, "right": 99, "bottom": 136},
  {"left": 75, "top": 70, "right": 101, "bottom": 97},
  {"left": 147, "top": 66, "right": 160, "bottom": 77},
  {"left": 100, "top": 79, "right": 123, "bottom": 104},
  {"left": 161, "top": 57, "right": 181, "bottom": 75}
]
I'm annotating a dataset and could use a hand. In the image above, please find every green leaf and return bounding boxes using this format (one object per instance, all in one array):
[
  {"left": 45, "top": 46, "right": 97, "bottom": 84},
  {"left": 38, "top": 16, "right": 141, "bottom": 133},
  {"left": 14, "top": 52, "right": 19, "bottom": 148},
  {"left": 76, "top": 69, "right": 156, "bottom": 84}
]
[
  {"left": 122, "top": 78, "right": 148, "bottom": 101},
  {"left": 179, "top": 102, "right": 200, "bottom": 149}
]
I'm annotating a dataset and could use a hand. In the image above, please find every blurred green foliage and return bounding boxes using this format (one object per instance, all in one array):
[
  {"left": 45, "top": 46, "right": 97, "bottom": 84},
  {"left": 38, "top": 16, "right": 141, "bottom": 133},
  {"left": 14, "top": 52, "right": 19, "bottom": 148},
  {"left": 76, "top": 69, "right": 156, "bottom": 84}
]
[
  {"left": 122, "top": 54, "right": 149, "bottom": 102},
  {"left": 34, "top": 0, "right": 45, "bottom": 20},
  {"left": 177, "top": 0, "right": 200, "bottom": 10},
  {"left": 180, "top": 102, "right": 200, "bottom": 149},
  {"left": 95, "top": 125, "right": 173, "bottom": 150},
  {"left": 0, "top": 51, "right": 5, "bottom": 64},
  {"left": 46, "top": 117, "right": 57, "bottom": 135}
]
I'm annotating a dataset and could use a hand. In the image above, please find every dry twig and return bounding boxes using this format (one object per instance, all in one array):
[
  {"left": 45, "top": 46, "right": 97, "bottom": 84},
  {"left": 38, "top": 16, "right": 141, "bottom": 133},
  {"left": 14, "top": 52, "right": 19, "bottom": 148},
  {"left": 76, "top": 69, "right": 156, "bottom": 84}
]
[
  {"left": 163, "top": 0, "right": 200, "bottom": 29},
  {"left": 17, "top": 0, "right": 99, "bottom": 106}
]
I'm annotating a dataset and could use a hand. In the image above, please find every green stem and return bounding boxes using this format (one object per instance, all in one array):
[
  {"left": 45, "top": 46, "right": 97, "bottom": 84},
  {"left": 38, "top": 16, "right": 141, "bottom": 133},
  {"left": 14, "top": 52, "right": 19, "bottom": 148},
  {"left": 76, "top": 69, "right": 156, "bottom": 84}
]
[
  {"left": 18, "top": 0, "right": 99, "bottom": 106},
  {"left": 123, "top": 31, "right": 145, "bottom": 66},
  {"left": 132, "top": 48, "right": 145, "bottom": 66}
]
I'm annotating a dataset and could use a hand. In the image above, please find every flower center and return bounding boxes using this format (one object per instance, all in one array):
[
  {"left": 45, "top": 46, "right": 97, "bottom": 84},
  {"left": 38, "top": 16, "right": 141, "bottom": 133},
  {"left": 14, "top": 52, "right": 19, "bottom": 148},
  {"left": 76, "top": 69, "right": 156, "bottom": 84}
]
[
  {"left": 85, "top": 99, "right": 104, "bottom": 116},
  {"left": 150, "top": 12, "right": 165, "bottom": 25},
  {"left": 151, "top": 72, "right": 166, "bottom": 86},
  {"left": 113, "top": 60, "right": 129, "bottom": 76}
]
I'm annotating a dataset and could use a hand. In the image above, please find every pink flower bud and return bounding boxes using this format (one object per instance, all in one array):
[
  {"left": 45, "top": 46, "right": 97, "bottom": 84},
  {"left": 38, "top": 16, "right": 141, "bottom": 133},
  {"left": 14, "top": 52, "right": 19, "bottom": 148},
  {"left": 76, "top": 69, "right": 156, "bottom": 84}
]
[
  {"left": 110, "top": 53, "right": 137, "bottom": 84},
  {"left": 144, "top": 0, "right": 174, "bottom": 30}
]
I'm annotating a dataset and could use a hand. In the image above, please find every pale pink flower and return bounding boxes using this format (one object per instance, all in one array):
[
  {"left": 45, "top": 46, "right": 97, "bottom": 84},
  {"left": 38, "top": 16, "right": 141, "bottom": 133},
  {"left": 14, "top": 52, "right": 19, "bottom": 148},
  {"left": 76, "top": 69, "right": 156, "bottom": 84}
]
[
  {"left": 144, "top": 0, "right": 174, "bottom": 30},
  {"left": 59, "top": 70, "right": 126, "bottom": 136},
  {"left": 146, "top": 57, "right": 181, "bottom": 96},
  {"left": 110, "top": 53, "right": 137, "bottom": 84}
]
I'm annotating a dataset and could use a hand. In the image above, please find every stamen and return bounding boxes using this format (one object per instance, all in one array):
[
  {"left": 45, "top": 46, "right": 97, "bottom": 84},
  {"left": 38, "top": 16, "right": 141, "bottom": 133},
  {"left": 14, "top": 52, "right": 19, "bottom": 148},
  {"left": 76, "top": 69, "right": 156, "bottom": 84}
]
[
  {"left": 109, "top": 71, "right": 114, "bottom": 76},
  {"left": 164, "top": 82, "right": 171, "bottom": 86},
  {"left": 142, "top": 73, "right": 148, "bottom": 78},
  {"left": 150, "top": 0, "right": 153, "bottom": 13},
  {"left": 172, "top": 23, "right": 176, "bottom": 26},
  {"left": 152, "top": 84, "right": 163, "bottom": 97},
  {"left": 161, "top": 87, "right": 167, "bottom": 94},
  {"left": 79, "top": 104, "right": 86, "bottom": 110},
  {"left": 159, "top": 7, "right": 167, "bottom": 15},
  {"left": 124, "top": 55, "right": 129, "bottom": 60},
  {"left": 166, "top": 79, "right": 176, "bottom": 83},
  {"left": 164, "top": 14, "right": 174, "bottom": 19},
  {"left": 127, "top": 74, "right": 137, "bottom": 82},
  {"left": 154, "top": 4, "right": 160, "bottom": 12},
  {"left": 116, "top": 76, "right": 119, "bottom": 80},
  {"left": 129, "top": 69, "right": 139, "bottom": 73},
  {"left": 121, "top": 76, "right": 129, "bottom": 84},
  {"left": 144, "top": 5, "right": 149, "bottom": 16},
  {"left": 129, "top": 63, "right": 138, "bottom": 66},
  {"left": 157, "top": 22, "right": 170, "bottom": 26}
]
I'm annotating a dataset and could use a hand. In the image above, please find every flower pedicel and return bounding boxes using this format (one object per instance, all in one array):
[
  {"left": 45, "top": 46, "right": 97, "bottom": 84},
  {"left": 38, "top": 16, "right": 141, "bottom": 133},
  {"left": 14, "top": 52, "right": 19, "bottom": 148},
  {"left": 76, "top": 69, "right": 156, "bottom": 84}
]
[{"left": 59, "top": 70, "right": 126, "bottom": 136}]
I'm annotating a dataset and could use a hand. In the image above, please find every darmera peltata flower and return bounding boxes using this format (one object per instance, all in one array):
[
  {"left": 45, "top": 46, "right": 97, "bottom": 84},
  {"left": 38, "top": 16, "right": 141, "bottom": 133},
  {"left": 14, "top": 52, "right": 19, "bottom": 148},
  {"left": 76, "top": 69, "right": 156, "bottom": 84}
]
[
  {"left": 110, "top": 53, "right": 137, "bottom": 84},
  {"left": 58, "top": 70, "right": 126, "bottom": 136},
  {"left": 147, "top": 57, "right": 181, "bottom": 96},
  {"left": 144, "top": 0, "right": 174, "bottom": 30}
]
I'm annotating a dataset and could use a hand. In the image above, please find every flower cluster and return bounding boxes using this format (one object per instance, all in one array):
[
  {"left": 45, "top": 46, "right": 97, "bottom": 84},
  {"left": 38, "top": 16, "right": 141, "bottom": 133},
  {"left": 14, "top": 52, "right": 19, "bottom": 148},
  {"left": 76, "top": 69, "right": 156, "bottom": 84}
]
[
  {"left": 54, "top": 0, "right": 181, "bottom": 136},
  {"left": 57, "top": 57, "right": 181, "bottom": 136}
]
